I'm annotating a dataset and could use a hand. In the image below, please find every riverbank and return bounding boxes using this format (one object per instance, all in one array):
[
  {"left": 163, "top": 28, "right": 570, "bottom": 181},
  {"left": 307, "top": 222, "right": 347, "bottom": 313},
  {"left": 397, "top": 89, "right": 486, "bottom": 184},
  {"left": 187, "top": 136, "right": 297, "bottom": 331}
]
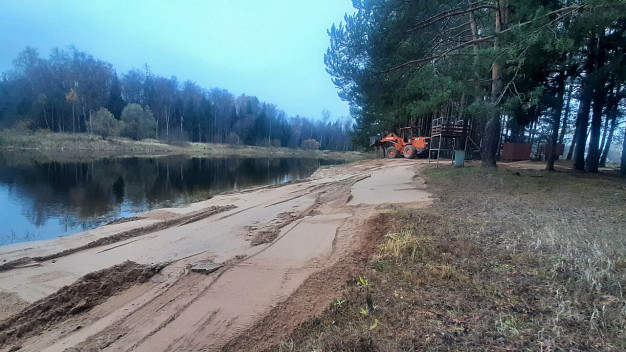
[
  {"left": 0, "top": 158, "right": 430, "bottom": 351},
  {"left": 0, "top": 129, "right": 366, "bottom": 161}
]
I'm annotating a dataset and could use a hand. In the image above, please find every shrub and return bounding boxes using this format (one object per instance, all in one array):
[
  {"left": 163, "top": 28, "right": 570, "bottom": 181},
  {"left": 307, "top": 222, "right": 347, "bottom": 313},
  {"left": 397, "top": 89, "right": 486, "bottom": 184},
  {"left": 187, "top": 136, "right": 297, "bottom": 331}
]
[
  {"left": 120, "top": 104, "right": 156, "bottom": 140},
  {"left": 301, "top": 138, "right": 320, "bottom": 150},
  {"left": 90, "top": 108, "right": 122, "bottom": 138}
]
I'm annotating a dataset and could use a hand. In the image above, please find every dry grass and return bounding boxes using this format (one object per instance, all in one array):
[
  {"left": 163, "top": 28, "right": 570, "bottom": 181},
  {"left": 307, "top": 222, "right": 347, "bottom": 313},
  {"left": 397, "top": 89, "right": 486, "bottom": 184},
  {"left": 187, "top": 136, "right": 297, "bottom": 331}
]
[
  {"left": 378, "top": 230, "right": 433, "bottom": 263},
  {"left": 272, "top": 166, "right": 626, "bottom": 351},
  {"left": 0, "top": 129, "right": 181, "bottom": 155},
  {"left": 0, "top": 129, "right": 366, "bottom": 161}
]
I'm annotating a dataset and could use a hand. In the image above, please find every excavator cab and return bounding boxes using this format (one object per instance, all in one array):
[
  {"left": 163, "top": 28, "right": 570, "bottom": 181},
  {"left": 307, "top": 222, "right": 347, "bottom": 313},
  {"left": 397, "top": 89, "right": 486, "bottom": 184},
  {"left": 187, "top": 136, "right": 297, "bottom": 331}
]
[{"left": 399, "top": 127, "right": 413, "bottom": 142}]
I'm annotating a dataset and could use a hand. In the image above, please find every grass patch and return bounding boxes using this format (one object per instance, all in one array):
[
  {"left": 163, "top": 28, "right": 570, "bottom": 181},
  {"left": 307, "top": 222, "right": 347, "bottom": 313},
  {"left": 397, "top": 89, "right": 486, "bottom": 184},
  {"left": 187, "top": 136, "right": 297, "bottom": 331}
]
[
  {"left": 0, "top": 129, "right": 366, "bottom": 161},
  {"left": 273, "top": 166, "right": 626, "bottom": 351},
  {"left": 0, "top": 129, "right": 179, "bottom": 154}
]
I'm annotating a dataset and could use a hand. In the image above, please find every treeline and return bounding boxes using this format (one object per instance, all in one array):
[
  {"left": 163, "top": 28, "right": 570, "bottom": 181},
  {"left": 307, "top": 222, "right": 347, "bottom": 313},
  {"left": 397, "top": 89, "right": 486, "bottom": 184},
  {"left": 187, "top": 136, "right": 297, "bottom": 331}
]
[
  {"left": 0, "top": 46, "right": 353, "bottom": 151},
  {"left": 326, "top": 0, "right": 626, "bottom": 173}
]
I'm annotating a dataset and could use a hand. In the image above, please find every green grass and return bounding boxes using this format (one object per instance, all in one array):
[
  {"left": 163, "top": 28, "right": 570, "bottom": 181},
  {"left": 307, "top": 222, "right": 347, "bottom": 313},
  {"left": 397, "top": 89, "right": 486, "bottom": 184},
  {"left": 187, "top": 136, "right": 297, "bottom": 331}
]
[{"left": 274, "top": 166, "right": 626, "bottom": 351}]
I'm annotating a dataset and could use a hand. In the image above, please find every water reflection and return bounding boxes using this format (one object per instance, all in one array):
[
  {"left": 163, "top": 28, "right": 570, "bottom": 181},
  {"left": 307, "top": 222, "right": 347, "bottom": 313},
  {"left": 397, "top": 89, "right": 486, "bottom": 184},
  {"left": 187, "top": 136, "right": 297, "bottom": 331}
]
[{"left": 0, "top": 152, "right": 340, "bottom": 245}]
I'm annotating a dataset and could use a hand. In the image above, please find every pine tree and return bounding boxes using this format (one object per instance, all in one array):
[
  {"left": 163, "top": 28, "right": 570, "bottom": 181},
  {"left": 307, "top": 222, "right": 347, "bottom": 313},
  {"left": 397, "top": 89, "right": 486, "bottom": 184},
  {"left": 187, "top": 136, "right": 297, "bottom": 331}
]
[{"left": 107, "top": 73, "right": 126, "bottom": 120}]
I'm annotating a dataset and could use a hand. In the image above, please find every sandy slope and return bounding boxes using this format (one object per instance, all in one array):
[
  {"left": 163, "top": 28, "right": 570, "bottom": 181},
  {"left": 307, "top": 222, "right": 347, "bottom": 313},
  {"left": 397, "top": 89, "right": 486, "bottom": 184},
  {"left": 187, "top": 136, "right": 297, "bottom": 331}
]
[{"left": 0, "top": 159, "right": 431, "bottom": 352}]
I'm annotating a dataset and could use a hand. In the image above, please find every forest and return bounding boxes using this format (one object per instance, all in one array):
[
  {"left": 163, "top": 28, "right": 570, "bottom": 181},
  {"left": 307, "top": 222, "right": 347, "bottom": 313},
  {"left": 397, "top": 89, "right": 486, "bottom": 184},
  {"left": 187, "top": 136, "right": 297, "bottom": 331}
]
[
  {"left": 0, "top": 47, "right": 353, "bottom": 151},
  {"left": 325, "top": 0, "right": 626, "bottom": 173}
]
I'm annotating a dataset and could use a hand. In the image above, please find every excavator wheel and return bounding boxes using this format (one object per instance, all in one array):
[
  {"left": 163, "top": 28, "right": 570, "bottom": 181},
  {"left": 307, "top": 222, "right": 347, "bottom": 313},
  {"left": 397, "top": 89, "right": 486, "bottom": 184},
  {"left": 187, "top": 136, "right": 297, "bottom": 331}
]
[
  {"left": 385, "top": 147, "right": 399, "bottom": 158},
  {"left": 403, "top": 145, "right": 416, "bottom": 159}
]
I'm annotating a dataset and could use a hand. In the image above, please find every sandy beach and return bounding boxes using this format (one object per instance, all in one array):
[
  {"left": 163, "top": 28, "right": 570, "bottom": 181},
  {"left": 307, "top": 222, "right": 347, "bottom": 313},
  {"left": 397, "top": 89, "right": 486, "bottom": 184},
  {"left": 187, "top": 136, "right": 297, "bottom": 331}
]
[{"left": 0, "top": 158, "right": 431, "bottom": 351}]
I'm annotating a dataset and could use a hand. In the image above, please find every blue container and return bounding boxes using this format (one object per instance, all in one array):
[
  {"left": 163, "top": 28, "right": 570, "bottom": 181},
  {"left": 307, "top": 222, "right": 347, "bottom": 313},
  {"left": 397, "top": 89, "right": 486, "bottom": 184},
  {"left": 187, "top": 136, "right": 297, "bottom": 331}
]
[{"left": 454, "top": 150, "right": 465, "bottom": 167}]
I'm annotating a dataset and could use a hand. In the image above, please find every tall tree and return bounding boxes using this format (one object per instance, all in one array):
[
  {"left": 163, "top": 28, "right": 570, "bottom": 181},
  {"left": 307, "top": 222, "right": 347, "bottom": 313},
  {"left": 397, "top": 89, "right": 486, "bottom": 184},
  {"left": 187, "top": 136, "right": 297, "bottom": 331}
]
[
  {"left": 586, "top": 37, "right": 608, "bottom": 172},
  {"left": 121, "top": 69, "right": 145, "bottom": 105},
  {"left": 546, "top": 69, "right": 567, "bottom": 172},
  {"left": 107, "top": 73, "right": 125, "bottom": 119}
]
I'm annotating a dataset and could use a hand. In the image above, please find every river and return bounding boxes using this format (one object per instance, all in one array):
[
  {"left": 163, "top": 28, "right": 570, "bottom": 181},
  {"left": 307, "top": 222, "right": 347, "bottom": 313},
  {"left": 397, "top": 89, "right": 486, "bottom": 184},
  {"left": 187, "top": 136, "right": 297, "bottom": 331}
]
[{"left": 0, "top": 152, "right": 342, "bottom": 245}]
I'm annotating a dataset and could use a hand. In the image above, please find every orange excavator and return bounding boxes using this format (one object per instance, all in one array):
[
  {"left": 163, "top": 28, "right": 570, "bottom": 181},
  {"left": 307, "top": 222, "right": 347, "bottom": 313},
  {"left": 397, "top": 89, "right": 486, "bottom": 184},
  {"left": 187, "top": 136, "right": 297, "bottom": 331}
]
[{"left": 371, "top": 127, "right": 431, "bottom": 159}]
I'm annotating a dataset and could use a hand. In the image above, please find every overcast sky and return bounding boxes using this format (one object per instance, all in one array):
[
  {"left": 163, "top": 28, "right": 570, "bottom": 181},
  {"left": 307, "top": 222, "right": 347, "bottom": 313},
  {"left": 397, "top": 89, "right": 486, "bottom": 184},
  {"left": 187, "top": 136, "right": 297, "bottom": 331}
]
[{"left": 0, "top": 0, "right": 354, "bottom": 120}]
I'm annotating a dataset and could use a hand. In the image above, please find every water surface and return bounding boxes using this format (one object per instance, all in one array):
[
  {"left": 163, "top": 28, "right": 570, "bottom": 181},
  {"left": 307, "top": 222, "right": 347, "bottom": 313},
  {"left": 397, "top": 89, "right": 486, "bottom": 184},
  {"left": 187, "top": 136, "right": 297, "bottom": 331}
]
[{"left": 0, "top": 152, "right": 340, "bottom": 245}]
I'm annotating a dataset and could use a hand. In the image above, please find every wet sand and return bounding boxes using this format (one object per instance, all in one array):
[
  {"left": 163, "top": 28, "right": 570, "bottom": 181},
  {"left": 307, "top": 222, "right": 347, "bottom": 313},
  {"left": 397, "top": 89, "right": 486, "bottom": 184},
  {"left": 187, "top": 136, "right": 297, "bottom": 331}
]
[{"left": 0, "top": 158, "right": 431, "bottom": 351}]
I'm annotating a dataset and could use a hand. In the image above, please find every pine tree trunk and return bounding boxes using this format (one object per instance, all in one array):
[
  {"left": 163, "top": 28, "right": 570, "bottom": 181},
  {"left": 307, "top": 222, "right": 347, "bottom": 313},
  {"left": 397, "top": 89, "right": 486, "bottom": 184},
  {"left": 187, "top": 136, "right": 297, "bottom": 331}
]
[
  {"left": 599, "top": 116, "right": 609, "bottom": 154},
  {"left": 585, "top": 37, "right": 607, "bottom": 173},
  {"left": 547, "top": 71, "right": 566, "bottom": 171},
  {"left": 599, "top": 113, "right": 617, "bottom": 167},
  {"left": 482, "top": 105, "right": 502, "bottom": 168},
  {"left": 573, "top": 88, "right": 592, "bottom": 170},
  {"left": 566, "top": 126, "right": 577, "bottom": 160},
  {"left": 573, "top": 37, "right": 597, "bottom": 171},
  {"left": 559, "top": 81, "right": 573, "bottom": 145},
  {"left": 481, "top": 1, "right": 505, "bottom": 169}
]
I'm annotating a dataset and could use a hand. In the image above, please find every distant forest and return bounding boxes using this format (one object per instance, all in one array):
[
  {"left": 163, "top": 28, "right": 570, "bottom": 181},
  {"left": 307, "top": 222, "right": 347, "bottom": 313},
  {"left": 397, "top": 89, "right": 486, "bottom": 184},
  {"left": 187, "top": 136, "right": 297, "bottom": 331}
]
[{"left": 0, "top": 46, "right": 353, "bottom": 151}]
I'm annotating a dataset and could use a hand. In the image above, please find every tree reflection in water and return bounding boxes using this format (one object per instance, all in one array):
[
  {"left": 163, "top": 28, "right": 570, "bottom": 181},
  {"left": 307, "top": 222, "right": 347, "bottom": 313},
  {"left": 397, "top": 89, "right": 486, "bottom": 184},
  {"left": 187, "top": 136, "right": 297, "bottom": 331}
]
[{"left": 0, "top": 152, "right": 342, "bottom": 245}]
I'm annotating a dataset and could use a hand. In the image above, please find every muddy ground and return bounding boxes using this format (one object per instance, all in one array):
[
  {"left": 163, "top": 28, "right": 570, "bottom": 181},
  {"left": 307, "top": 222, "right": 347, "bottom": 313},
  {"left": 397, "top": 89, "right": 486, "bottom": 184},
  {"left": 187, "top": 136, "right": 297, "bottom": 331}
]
[{"left": 0, "top": 158, "right": 431, "bottom": 351}]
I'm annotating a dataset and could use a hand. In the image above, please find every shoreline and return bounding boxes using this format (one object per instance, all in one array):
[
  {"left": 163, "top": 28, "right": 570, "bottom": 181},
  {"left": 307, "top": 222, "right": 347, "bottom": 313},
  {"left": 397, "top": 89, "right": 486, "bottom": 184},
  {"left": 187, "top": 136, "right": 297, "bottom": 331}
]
[{"left": 0, "top": 129, "right": 367, "bottom": 161}]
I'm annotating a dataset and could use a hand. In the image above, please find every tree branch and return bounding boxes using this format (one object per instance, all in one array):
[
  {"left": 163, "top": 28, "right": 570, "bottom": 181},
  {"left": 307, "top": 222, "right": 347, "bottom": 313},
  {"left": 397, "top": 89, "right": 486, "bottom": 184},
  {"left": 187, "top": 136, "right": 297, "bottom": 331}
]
[
  {"left": 382, "top": 5, "right": 586, "bottom": 74},
  {"left": 381, "top": 36, "right": 494, "bottom": 74},
  {"left": 498, "top": 5, "right": 584, "bottom": 36},
  {"left": 409, "top": 4, "right": 498, "bottom": 32}
]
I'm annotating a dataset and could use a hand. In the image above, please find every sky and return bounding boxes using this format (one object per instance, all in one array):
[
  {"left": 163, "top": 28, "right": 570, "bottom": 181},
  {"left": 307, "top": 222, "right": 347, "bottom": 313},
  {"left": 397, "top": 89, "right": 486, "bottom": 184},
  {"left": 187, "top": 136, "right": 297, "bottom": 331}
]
[{"left": 0, "top": 0, "right": 355, "bottom": 120}]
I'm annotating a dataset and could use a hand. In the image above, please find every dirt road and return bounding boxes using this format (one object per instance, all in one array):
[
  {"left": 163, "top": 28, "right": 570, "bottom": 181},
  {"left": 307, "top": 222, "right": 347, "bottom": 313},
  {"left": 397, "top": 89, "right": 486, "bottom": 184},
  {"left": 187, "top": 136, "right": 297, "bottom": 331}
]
[{"left": 0, "top": 159, "right": 431, "bottom": 352}]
